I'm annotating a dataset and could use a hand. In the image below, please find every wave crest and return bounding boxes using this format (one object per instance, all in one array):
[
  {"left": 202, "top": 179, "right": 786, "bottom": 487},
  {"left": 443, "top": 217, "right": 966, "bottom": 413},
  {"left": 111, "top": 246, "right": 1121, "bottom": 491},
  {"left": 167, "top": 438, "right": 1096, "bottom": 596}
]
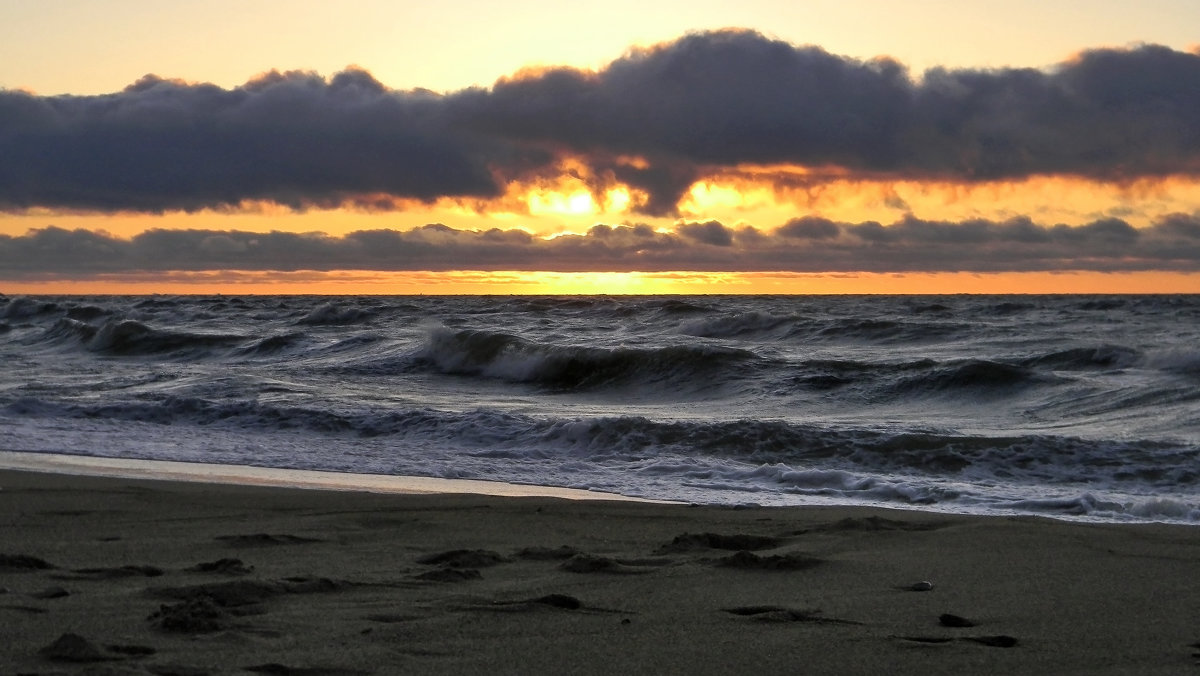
[
  {"left": 415, "top": 327, "right": 759, "bottom": 389},
  {"left": 296, "top": 302, "right": 376, "bottom": 325},
  {"left": 88, "top": 319, "right": 242, "bottom": 356},
  {"left": 677, "top": 311, "right": 796, "bottom": 339},
  {"left": 1023, "top": 345, "right": 1141, "bottom": 370}
]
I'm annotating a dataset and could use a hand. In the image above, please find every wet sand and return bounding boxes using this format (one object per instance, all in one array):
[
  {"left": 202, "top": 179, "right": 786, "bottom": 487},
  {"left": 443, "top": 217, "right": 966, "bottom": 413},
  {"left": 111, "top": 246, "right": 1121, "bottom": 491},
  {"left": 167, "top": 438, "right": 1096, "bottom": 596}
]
[{"left": 2, "top": 468, "right": 1199, "bottom": 675}]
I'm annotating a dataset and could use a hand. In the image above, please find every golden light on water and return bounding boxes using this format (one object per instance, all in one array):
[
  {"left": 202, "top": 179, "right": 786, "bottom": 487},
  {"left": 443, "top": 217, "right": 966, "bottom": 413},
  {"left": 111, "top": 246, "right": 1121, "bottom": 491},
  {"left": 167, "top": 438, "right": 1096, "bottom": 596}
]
[{"left": 4, "top": 270, "right": 1196, "bottom": 295}]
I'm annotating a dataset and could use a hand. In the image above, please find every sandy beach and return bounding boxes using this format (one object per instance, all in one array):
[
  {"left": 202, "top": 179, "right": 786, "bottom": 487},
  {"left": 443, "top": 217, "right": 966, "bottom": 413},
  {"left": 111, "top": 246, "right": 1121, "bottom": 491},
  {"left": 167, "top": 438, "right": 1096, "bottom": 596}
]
[{"left": 2, "top": 468, "right": 1199, "bottom": 675}]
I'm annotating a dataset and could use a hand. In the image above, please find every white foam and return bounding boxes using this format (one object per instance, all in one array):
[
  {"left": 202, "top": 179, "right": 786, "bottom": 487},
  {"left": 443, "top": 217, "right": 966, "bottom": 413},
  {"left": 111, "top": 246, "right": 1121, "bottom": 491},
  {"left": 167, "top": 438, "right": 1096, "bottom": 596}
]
[{"left": 0, "top": 450, "right": 655, "bottom": 502}]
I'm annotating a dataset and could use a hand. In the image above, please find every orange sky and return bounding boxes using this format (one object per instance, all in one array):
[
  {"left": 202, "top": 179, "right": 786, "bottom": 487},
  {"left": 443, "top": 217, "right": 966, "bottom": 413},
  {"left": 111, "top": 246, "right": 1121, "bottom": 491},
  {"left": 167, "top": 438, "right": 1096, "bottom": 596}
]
[
  {"left": 4, "top": 271, "right": 1196, "bottom": 296},
  {"left": 7, "top": 172, "right": 1199, "bottom": 240},
  {"left": 5, "top": 168, "right": 1200, "bottom": 293},
  {"left": 3, "top": 5, "right": 1200, "bottom": 294}
]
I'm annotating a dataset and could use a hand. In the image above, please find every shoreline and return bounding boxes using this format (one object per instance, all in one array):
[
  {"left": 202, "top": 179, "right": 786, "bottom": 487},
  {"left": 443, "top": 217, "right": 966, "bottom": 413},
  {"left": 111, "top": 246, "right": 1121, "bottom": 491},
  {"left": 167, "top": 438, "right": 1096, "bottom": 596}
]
[
  {"left": 0, "top": 449, "right": 653, "bottom": 502},
  {"left": 2, "top": 466, "right": 1200, "bottom": 674},
  {"left": 4, "top": 449, "right": 1198, "bottom": 527}
]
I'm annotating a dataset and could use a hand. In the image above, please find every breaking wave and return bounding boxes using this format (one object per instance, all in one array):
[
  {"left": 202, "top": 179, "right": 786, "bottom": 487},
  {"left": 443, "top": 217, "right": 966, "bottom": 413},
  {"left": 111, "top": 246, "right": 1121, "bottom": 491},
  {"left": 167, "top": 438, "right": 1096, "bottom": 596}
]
[
  {"left": 3, "top": 293, "right": 1198, "bottom": 523},
  {"left": 408, "top": 327, "right": 761, "bottom": 390}
]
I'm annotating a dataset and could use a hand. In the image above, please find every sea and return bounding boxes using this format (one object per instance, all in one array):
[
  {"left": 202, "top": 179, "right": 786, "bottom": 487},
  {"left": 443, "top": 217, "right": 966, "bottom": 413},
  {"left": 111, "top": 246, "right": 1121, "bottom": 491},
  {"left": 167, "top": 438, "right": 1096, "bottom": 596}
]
[{"left": 1, "top": 293, "right": 1198, "bottom": 523}]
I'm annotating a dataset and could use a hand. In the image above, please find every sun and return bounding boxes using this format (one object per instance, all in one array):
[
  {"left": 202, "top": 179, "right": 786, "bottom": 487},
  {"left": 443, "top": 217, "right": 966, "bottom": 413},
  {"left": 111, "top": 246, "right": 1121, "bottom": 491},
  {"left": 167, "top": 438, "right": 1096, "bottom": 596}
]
[{"left": 528, "top": 189, "right": 596, "bottom": 216}]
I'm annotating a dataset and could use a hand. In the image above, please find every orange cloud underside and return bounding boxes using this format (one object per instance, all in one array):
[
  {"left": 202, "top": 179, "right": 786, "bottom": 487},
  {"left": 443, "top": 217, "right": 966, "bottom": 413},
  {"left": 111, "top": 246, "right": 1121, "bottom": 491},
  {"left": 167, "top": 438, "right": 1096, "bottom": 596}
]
[
  {"left": 4, "top": 270, "right": 1197, "bottom": 295},
  {"left": 5, "top": 169, "right": 1200, "bottom": 243},
  {"left": 4, "top": 162, "right": 1200, "bottom": 296},
  {"left": 678, "top": 170, "right": 1200, "bottom": 228}
]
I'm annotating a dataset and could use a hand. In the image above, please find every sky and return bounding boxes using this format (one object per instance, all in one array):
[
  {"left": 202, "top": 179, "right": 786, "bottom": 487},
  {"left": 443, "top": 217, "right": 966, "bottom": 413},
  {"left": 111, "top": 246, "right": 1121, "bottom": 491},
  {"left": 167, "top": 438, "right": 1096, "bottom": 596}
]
[{"left": 3, "top": 0, "right": 1200, "bottom": 294}]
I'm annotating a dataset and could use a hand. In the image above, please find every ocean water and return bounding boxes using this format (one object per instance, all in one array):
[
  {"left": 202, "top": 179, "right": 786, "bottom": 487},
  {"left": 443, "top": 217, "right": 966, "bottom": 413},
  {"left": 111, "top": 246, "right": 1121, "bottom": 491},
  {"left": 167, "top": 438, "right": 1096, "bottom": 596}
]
[{"left": 1, "top": 293, "right": 1198, "bottom": 523}]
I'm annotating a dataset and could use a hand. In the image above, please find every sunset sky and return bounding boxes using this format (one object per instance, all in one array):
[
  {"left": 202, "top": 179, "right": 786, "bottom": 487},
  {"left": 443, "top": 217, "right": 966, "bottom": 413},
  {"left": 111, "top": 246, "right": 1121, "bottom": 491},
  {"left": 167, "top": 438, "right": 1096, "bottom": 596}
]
[{"left": 3, "top": 0, "right": 1200, "bottom": 293}]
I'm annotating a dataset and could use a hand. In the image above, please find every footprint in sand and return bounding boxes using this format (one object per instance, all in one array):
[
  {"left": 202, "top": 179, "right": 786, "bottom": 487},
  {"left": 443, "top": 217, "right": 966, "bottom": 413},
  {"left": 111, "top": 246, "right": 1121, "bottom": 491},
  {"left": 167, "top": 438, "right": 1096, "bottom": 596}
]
[
  {"left": 559, "top": 554, "right": 665, "bottom": 574},
  {"left": 38, "top": 633, "right": 154, "bottom": 663},
  {"left": 897, "top": 635, "right": 1018, "bottom": 648},
  {"left": 188, "top": 557, "right": 255, "bottom": 575},
  {"left": 215, "top": 533, "right": 323, "bottom": 547},
  {"left": 723, "top": 605, "right": 861, "bottom": 625},
  {"left": 716, "top": 550, "right": 823, "bottom": 571},
  {"left": 486, "top": 594, "right": 585, "bottom": 611},
  {"left": 54, "top": 564, "right": 164, "bottom": 580},
  {"left": 243, "top": 663, "right": 370, "bottom": 676},
  {"left": 415, "top": 549, "right": 505, "bottom": 568},
  {"left": 30, "top": 585, "right": 69, "bottom": 599},
  {"left": 0, "top": 553, "right": 56, "bottom": 571},
  {"left": 413, "top": 568, "right": 483, "bottom": 582},
  {"left": 657, "top": 532, "right": 782, "bottom": 553},
  {"left": 513, "top": 545, "right": 579, "bottom": 561},
  {"left": 939, "top": 613, "right": 976, "bottom": 627},
  {"left": 797, "top": 516, "right": 948, "bottom": 534}
]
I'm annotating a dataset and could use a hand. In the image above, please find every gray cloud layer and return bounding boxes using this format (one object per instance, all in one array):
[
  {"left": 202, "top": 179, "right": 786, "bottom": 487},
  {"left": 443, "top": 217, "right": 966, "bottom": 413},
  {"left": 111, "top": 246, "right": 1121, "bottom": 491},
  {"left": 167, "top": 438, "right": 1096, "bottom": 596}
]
[
  {"left": 3, "top": 30, "right": 1200, "bottom": 215},
  {"left": 4, "top": 213, "right": 1199, "bottom": 279}
]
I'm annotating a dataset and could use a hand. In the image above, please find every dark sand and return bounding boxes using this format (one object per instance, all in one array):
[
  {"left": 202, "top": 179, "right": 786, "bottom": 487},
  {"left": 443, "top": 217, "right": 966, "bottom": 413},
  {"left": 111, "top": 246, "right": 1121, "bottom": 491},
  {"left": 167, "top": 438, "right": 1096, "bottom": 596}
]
[{"left": 2, "top": 468, "right": 1199, "bottom": 675}]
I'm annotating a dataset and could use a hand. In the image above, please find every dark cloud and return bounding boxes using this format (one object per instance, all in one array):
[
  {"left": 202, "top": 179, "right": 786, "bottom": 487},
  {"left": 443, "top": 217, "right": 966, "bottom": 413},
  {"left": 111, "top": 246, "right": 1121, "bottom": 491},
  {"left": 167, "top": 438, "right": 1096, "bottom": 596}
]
[
  {"left": 4, "top": 214, "right": 1199, "bottom": 279},
  {"left": 0, "top": 69, "right": 499, "bottom": 213},
  {"left": 460, "top": 31, "right": 1200, "bottom": 201},
  {"left": 677, "top": 220, "right": 734, "bottom": 246},
  {"left": 778, "top": 216, "right": 840, "bottom": 240},
  {"left": 4, "top": 31, "right": 1200, "bottom": 215}
]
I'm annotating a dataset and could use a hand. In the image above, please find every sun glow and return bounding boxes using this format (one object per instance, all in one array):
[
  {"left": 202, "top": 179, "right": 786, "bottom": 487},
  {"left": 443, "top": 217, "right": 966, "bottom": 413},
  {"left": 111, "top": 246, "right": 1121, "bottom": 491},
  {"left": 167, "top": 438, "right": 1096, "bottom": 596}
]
[
  {"left": 674, "top": 168, "right": 1200, "bottom": 229},
  {"left": 680, "top": 181, "right": 778, "bottom": 214},
  {"left": 4, "top": 270, "right": 1196, "bottom": 295},
  {"left": 528, "top": 189, "right": 597, "bottom": 216}
]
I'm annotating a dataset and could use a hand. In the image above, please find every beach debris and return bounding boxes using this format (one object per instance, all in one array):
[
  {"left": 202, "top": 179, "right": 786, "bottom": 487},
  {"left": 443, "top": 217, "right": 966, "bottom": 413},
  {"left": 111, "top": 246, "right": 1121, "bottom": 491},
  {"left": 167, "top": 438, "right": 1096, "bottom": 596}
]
[
  {"left": 38, "top": 632, "right": 114, "bottom": 662},
  {"left": 939, "top": 613, "right": 976, "bottom": 627},
  {"left": 909, "top": 581, "right": 934, "bottom": 591}
]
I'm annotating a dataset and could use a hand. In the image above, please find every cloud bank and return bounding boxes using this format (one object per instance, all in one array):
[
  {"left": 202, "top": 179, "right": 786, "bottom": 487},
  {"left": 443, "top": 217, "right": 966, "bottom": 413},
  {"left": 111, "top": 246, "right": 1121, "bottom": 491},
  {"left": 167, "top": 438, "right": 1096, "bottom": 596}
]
[
  {"left": 3, "top": 30, "right": 1200, "bottom": 215},
  {"left": 4, "top": 213, "right": 1199, "bottom": 279}
]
